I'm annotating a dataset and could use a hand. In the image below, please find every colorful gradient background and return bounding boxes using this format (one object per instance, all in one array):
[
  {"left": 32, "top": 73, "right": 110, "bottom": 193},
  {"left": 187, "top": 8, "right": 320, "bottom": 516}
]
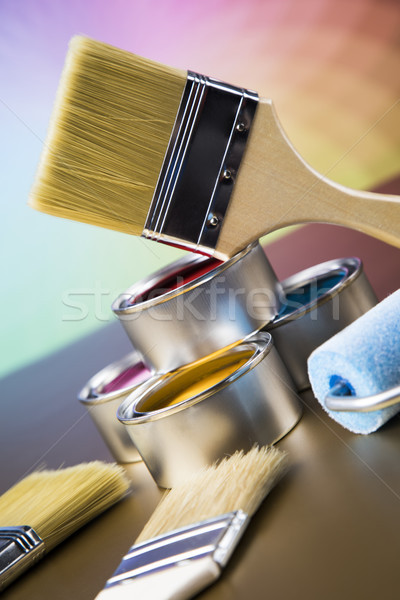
[{"left": 0, "top": 0, "right": 399, "bottom": 377}]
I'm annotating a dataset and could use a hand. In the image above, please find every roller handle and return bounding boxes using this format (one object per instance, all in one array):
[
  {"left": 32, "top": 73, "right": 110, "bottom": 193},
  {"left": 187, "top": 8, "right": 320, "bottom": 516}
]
[{"left": 325, "top": 381, "right": 400, "bottom": 413}]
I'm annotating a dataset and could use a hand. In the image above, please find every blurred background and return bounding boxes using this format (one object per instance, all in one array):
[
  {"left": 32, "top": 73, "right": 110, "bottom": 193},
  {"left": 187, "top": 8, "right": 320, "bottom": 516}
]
[{"left": 0, "top": 0, "right": 399, "bottom": 378}]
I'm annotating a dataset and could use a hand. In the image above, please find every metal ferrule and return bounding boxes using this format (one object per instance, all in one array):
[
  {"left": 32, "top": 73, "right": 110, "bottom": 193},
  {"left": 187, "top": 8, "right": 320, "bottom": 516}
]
[
  {"left": 325, "top": 382, "right": 400, "bottom": 412},
  {"left": 118, "top": 332, "right": 301, "bottom": 488},
  {"left": 78, "top": 351, "right": 152, "bottom": 463},
  {"left": 112, "top": 242, "right": 282, "bottom": 374},
  {"left": 96, "top": 511, "right": 249, "bottom": 600},
  {"left": 0, "top": 526, "right": 45, "bottom": 591},
  {"left": 142, "top": 71, "right": 258, "bottom": 254},
  {"left": 265, "top": 258, "right": 377, "bottom": 392}
]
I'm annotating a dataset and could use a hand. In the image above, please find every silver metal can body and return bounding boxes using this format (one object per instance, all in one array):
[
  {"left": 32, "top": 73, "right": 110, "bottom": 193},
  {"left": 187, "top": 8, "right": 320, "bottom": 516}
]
[
  {"left": 112, "top": 243, "right": 282, "bottom": 373},
  {"left": 78, "top": 352, "right": 152, "bottom": 463},
  {"left": 118, "top": 333, "right": 302, "bottom": 488},
  {"left": 266, "top": 257, "right": 377, "bottom": 392}
]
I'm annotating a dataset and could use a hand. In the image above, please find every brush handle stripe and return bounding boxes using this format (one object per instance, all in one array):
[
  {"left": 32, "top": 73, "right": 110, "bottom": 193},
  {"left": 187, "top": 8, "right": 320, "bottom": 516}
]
[
  {"left": 143, "top": 72, "right": 258, "bottom": 254},
  {"left": 96, "top": 511, "right": 249, "bottom": 599}
]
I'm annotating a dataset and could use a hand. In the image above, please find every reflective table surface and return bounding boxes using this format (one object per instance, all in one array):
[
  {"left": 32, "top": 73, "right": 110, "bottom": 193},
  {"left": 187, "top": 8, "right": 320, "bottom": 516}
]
[{"left": 2, "top": 216, "right": 400, "bottom": 600}]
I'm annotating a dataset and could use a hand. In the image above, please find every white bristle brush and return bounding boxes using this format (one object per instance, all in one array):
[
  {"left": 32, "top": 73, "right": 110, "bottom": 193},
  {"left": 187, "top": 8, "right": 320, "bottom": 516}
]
[
  {"left": 0, "top": 461, "right": 129, "bottom": 590},
  {"left": 95, "top": 445, "right": 288, "bottom": 600}
]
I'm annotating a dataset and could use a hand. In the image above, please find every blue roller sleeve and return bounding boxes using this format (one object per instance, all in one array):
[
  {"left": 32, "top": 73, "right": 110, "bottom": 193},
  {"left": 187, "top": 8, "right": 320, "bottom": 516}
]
[{"left": 307, "top": 289, "right": 400, "bottom": 434}]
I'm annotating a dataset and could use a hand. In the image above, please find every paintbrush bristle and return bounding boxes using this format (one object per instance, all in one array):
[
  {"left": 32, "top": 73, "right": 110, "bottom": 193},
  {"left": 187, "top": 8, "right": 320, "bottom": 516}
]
[
  {"left": 0, "top": 461, "right": 129, "bottom": 550},
  {"left": 29, "top": 35, "right": 187, "bottom": 235},
  {"left": 135, "top": 446, "right": 287, "bottom": 544}
]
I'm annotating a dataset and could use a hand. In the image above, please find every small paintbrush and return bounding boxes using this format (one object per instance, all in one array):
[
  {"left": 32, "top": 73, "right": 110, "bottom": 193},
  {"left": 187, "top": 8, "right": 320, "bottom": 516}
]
[
  {"left": 95, "top": 445, "right": 287, "bottom": 600},
  {"left": 30, "top": 36, "right": 400, "bottom": 260},
  {"left": 0, "top": 461, "right": 129, "bottom": 591}
]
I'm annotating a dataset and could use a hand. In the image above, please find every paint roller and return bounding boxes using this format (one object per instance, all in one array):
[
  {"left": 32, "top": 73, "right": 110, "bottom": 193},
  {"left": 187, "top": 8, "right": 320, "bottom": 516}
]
[{"left": 308, "top": 289, "right": 400, "bottom": 434}]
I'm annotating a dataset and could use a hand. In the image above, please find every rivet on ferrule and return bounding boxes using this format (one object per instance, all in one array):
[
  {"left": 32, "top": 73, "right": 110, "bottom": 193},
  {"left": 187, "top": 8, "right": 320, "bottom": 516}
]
[{"left": 207, "top": 213, "right": 220, "bottom": 228}]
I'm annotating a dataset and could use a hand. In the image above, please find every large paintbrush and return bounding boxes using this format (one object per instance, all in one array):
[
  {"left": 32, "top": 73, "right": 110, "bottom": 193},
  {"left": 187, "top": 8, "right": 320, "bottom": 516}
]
[{"left": 30, "top": 36, "right": 400, "bottom": 259}]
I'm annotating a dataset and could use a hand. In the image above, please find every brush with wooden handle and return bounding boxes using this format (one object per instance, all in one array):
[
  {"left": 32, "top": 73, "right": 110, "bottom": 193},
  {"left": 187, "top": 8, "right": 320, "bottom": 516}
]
[
  {"left": 30, "top": 36, "right": 400, "bottom": 260},
  {"left": 0, "top": 461, "right": 129, "bottom": 591},
  {"left": 95, "top": 446, "right": 287, "bottom": 600}
]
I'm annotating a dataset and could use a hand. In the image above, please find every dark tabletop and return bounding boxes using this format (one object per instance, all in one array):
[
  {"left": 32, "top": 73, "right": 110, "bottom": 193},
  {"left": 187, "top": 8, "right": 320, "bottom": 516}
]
[{"left": 1, "top": 178, "right": 400, "bottom": 600}]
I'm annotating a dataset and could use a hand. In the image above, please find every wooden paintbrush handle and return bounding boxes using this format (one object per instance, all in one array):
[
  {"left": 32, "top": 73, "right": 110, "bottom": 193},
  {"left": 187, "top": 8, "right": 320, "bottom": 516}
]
[{"left": 216, "top": 99, "right": 400, "bottom": 259}]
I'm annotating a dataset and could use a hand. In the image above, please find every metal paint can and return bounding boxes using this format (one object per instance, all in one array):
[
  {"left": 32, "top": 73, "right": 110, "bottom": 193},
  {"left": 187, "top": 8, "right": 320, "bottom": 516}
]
[
  {"left": 78, "top": 352, "right": 152, "bottom": 462},
  {"left": 118, "top": 332, "right": 301, "bottom": 488},
  {"left": 112, "top": 242, "right": 282, "bottom": 373},
  {"left": 266, "top": 257, "right": 377, "bottom": 392}
]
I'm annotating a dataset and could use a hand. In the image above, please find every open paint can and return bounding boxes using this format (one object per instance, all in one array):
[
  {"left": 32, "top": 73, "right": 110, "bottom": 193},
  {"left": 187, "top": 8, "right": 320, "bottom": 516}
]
[
  {"left": 118, "top": 332, "right": 301, "bottom": 488},
  {"left": 112, "top": 242, "right": 283, "bottom": 373},
  {"left": 78, "top": 352, "right": 152, "bottom": 462},
  {"left": 265, "top": 257, "right": 377, "bottom": 392}
]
